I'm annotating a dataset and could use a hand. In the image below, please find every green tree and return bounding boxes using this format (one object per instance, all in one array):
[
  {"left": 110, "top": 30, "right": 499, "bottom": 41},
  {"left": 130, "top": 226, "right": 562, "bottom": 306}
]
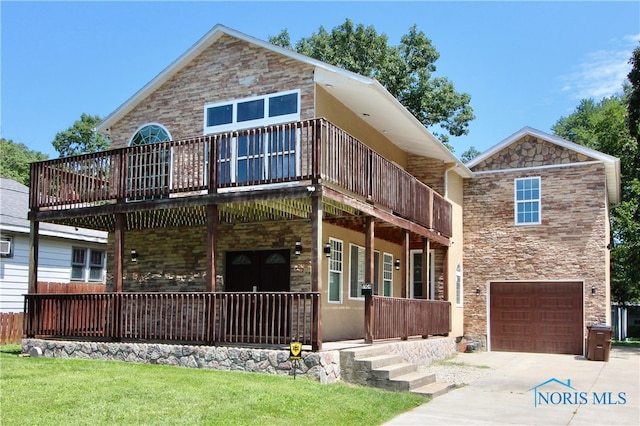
[
  {"left": 270, "top": 19, "right": 474, "bottom": 149},
  {"left": 553, "top": 93, "right": 640, "bottom": 304},
  {"left": 460, "top": 146, "right": 481, "bottom": 163},
  {"left": 52, "top": 113, "right": 109, "bottom": 157},
  {"left": 0, "top": 138, "right": 48, "bottom": 186}
]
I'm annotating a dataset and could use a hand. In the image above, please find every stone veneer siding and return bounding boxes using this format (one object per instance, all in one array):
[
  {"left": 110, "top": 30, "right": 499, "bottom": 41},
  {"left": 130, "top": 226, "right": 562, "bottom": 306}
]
[
  {"left": 106, "top": 35, "right": 316, "bottom": 147},
  {"left": 463, "top": 161, "right": 610, "bottom": 337},
  {"left": 22, "top": 339, "right": 340, "bottom": 384},
  {"left": 106, "top": 221, "right": 312, "bottom": 292}
]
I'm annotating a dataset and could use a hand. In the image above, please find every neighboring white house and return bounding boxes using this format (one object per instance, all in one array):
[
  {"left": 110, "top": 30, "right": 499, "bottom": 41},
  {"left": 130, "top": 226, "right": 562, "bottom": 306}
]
[{"left": 0, "top": 178, "right": 108, "bottom": 312}]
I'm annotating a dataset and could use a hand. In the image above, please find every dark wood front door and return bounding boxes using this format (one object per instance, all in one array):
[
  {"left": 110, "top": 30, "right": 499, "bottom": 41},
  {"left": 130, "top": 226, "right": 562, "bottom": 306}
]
[
  {"left": 490, "top": 281, "right": 583, "bottom": 355},
  {"left": 225, "top": 249, "right": 290, "bottom": 292}
]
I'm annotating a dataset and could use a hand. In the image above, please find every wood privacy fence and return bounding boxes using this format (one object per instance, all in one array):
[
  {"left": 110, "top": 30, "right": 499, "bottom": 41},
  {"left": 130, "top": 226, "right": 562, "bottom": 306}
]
[
  {"left": 24, "top": 292, "right": 322, "bottom": 350},
  {"left": 364, "top": 295, "right": 451, "bottom": 343},
  {"left": 0, "top": 313, "right": 24, "bottom": 344}
]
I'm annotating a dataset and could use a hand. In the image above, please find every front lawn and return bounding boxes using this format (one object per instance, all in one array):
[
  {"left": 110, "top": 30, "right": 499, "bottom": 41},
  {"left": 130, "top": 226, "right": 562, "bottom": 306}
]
[{"left": 0, "top": 345, "right": 426, "bottom": 425}]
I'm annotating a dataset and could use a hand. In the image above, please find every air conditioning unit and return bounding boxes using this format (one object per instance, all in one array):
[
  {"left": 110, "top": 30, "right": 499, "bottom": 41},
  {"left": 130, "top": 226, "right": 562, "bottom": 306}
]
[{"left": 0, "top": 240, "right": 11, "bottom": 255}]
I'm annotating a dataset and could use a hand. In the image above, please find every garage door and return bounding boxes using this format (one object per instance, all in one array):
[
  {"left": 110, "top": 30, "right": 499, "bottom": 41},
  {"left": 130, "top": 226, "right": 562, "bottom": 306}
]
[{"left": 490, "top": 281, "right": 583, "bottom": 355}]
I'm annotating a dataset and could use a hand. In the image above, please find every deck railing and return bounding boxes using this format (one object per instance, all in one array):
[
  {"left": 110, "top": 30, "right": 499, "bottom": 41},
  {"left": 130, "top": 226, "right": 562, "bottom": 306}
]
[
  {"left": 29, "top": 118, "right": 452, "bottom": 237},
  {"left": 24, "top": 292, "right": 321, "bottom": 350},
  {"left": 364, "top": 295, "right": 451, "bottom": 343}
]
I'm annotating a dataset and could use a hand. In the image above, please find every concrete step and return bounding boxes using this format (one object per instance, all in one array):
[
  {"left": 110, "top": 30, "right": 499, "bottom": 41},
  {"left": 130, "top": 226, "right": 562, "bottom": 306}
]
[
  {"left": 358, "top": 353, "right": 403, "bottom": 370},
  {"left": 411, "top": 381, "right": 457, "bottom": 398},
  {"left": 370, "top": 362, "right": 418, "bottom": 380},
  {"left": 382, "top": 371, "right": 436, "bottom": 392},
  {"left": 341, "top": 345, "right": 390, "bottom": 361}
]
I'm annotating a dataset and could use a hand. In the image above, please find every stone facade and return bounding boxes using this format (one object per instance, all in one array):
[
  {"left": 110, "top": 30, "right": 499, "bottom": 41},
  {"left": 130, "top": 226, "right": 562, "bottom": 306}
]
[
  {"left": 107, "top": 35, "right": 315, "bottom": 148},
  {"left": 23, "top": 338, "right": 340, "bottom": 384},
  {"left": 463, "top": 138, "right": 610, "bottom": 339}
]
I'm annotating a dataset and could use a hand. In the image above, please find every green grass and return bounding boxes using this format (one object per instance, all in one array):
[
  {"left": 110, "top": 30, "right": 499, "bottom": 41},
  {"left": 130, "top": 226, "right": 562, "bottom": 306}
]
[
  {"left": 0, "top": 345, "right": 426, "bottom": 425},
  {"left": 613, "top": 339, "right": 640, "bottom": 348}
]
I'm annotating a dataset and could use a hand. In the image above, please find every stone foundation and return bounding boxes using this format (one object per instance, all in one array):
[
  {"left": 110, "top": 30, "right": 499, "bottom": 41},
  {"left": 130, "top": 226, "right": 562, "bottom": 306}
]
[
  {"left": 382, "top": 337, "right": 458, "bottom": 364},
  {"left": 22, "top": 339, "right": 340, "bottom": 384}
]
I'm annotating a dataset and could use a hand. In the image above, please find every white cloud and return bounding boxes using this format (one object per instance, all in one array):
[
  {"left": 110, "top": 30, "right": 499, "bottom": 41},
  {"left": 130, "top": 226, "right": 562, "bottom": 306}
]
[{"left": 560, "top": 34, "right": 639, "bottom": 100}]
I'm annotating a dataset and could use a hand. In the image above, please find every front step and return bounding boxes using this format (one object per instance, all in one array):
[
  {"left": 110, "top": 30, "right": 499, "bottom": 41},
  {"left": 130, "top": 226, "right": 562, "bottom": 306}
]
[{"left": 340, "top": 345, "right": 455, "bottom": 398}]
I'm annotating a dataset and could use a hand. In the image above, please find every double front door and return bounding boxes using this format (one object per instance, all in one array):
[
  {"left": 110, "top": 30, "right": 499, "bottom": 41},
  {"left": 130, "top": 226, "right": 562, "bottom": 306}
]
[{"left": 225, "top": 249, "right": 290, "bottom": 292}]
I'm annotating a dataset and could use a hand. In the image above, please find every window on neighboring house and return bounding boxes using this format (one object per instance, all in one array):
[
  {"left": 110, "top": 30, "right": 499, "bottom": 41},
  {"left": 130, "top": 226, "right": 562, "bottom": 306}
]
[
  {"left": 205, "top": 90, "right": 301, "bottom": 184},
  {"left": 382, "top": 253, "right": 393, "bottom": 297},
  {"left": 515, "top": 177, "right": 541, "bottom": 225},
  {"left": 0, "top": 235, "right": 13, "bottom": 258},
  {"left": 71, "top": 248, "right": 105, "bottom": 282},
  {"left": 455, "top": 263, "right": 463, "bottom": 306},
  {"left": 328, "top": 239, "right": 343, "bottom": 303}
]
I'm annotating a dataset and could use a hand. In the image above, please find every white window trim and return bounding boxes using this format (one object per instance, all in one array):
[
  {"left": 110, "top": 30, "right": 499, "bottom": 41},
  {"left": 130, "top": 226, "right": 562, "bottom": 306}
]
[
  {"left": 328, "top": 238, "right": 343, "bottom": 304},
  {"left": 71, "top": 247, "right": 106, "bottom": 283},
  {"left": 203, "top": 90, "right": 301, "bottom": 135},
  {"left": 409, "top": 249, "right": 435, "bottom": 299},
  {"left": 348, "top": 243, "right": 366, "bottom": 301},
  {"left": 514, "top": 176, "right": 542, "bottom": 226},
  {"left": 455, "top": 263, "right": 463, "bottom": 307},
  {"left": 382, "top": 252, "right": 393, "bottom": 297}
]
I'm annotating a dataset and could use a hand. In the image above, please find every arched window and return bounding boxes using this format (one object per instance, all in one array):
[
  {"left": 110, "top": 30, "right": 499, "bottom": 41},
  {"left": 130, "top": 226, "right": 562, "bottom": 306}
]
[{"left": 129, "top": 123, "right": 171, "bottom": 146}]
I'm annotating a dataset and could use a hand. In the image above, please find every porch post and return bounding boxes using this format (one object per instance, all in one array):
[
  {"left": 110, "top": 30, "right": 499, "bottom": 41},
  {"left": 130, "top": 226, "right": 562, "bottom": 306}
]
[
  {"left": 206, "top": 204, "right": 218, "bottom": 292},
  {"left": 442, "top": 245, "right": 449, "bottom": 301},
  {"left": 28, "top": 220, "right": 39, "bottom": 294},
  {"left": 402, "top": 229, "right": 409, "bottom": 298},
  {"left": 311, "top": 195, "right": 322, "bottom": 350},
  {"left": 114, "top": 213, "right": 125, "bottom": 293},
  {"left": 364, "top": 216, "right": 374, "bottom": 286}
]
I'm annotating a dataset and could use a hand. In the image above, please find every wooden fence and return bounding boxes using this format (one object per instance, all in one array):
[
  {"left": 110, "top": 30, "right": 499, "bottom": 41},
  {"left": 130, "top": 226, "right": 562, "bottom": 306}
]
[{"left": 0, "top": 312, "right": 24, "bottom": 344}]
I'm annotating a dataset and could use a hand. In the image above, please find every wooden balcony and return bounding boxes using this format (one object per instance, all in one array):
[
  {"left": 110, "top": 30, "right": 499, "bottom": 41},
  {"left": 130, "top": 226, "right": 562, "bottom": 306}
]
[{"left": 29, "top": 119, "right": 452, "bottom": 238}]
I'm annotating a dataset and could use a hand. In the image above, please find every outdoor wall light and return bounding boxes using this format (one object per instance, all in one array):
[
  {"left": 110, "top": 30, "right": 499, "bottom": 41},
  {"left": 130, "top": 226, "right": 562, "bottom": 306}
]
[
  {"left": 130, "top": 249, "right": 138, "bottom": 263},
  {"left": 475, "top": 287, "right": 481, "bottom": 295},
  {"left": 592, "top": 287, "right": 596, "bottom": 295},
  {"left": 294, "top": 241, "right": 302, "bottom": 256},
  {"left": 394, "top": 258, "right": 401, "bottom": 270},
  {"left": 324, "top": 243, "right": 331, "bottom": 257}
]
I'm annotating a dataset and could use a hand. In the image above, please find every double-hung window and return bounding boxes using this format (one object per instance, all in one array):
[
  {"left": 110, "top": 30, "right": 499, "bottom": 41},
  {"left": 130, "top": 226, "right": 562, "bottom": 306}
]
[
  {"left": 515, "top": 177, "right": 541, "bottom": 225},
  {"left": 382, "top": 253, "right": 393, "bottom": 297},
  {"left": 204, "top": 90, "right": 301, "bottom": 185},
  {"left": 71, "top": 248, "right": 106, "bottom": 283}
]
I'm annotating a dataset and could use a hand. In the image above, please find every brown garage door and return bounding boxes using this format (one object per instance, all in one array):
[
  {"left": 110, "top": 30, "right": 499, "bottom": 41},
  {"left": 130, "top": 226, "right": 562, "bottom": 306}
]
[{"left": 490, "top": 281, "right": 583, "bottom": 355}]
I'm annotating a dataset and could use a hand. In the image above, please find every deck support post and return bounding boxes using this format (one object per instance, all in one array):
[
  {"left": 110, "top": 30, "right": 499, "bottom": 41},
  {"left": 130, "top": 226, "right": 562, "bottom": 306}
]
[
  {"left": 206, "top": 204, "right": 218, "bottom": 292},
  {"left": 114, "top": 213, "right": 125, "bottom": 293},
  {"left": 364, "top": 216, "right": 374, "bottom": 287},
  {"left": 402, "top": 229, "right": 409, "bottom": 299},
  {"left": 28, "top": 220, "right": 39, "bottom": 294},
  {"left": 311, "top": 195, "right": 322, "bottom": 351},
  {"left": 421, "top": 238, "right": 429, "bottom": 300}
]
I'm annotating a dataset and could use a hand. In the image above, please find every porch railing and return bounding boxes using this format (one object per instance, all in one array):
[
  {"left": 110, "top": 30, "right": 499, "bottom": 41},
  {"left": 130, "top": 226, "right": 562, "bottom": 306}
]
[
  {"left": 364, "top": 295, "right": 450, "bottom": 343},
  {"left": 24, "top": 292, "right": 321, "bottom": 350},
  {"left": 29, "top": 118, "right": 452, "bottom": 237}
]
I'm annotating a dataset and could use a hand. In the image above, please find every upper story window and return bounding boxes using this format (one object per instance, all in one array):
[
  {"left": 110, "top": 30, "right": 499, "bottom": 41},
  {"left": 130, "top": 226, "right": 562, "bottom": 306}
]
[
  {"left": 204, "top": 90, "right": 300, "bottom": 134},
  {"left": 515, "top": 177, "right": 541, "bottom": 225},
  {"left": 129, "top": 123, "right": 172, "bottom": 146},
  {"left": 71, "top": 247, "right": 106, "bottom": 283}
]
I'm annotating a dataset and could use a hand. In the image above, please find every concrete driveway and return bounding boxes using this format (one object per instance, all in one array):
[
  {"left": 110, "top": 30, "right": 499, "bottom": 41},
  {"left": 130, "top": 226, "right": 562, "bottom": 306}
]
[{"left": 384, "top": 347, "right": 640, "bottom": 425}]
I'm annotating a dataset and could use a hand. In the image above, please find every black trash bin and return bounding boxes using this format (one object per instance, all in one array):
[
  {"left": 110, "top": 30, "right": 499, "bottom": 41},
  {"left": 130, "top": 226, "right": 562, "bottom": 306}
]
[{"left": 586, "top": 325, "right": 612, "bottom": 361}]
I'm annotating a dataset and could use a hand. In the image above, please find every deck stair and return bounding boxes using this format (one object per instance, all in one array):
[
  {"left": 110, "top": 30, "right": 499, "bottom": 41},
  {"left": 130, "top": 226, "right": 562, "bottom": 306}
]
[{"left": 340, "top": 345, "right": 455, "bottom": 398}]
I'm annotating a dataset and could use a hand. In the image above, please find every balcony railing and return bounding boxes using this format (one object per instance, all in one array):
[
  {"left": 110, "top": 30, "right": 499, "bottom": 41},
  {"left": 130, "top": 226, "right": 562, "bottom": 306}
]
[
  {"left": 29, "top": 118, "right": 452, "bottom": 236},
  {"left": 24, "top": 292, "right": 321, "bottom": 350}
]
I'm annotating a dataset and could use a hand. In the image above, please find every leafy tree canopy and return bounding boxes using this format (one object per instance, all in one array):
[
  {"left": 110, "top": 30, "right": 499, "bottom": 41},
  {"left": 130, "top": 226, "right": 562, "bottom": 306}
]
[
  {"left": 52, "top": 113, "right": 109, "bottom": 158},
  {"left": 270, "top": 19, "right": 475, "bottom": 149},
  {"left": 552, "top": 60, "right": 640, "bottom": 304},
  {"left": 460, "top": 146, "right": 481, "bottom": 163},
  {"left": 0, "top": 138, "right": 48, "bottom": 186}
]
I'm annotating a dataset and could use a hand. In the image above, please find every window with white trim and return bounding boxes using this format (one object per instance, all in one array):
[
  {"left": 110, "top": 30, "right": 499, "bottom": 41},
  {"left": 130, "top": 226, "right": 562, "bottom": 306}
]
[
  {"left": 0, "top": 235, "right": 13, "bottom": 258},
  {"left": 349, "top": 244, "right": 366, "bottom": 299},
  {"left": 515, "top": 177, "right": 541, "bottom": 225},
  {"left": 328, "top": 239, "right": 343, "bottom": 303},
  {"left": 71, "top": 248, "right": 106, "bottom": 283},
  {"left": 455, "top": 263, "right": 463, "bottom": 306},
  {"left": 382, "top": 253, "right": 393, "bottom": 297},
  {"left": 205, "top": 90, "right": 301, "bottom": 185}
]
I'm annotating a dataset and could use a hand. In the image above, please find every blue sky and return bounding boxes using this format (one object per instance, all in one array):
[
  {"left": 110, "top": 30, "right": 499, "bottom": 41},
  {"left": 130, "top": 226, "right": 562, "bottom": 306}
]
[{"left": 2, "top": 1, "right": 639, "bottom": 159}]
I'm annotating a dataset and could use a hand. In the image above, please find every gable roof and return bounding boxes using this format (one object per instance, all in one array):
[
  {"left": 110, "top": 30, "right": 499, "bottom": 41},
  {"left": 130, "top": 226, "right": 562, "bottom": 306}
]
[
  {"left": 0, "top": 178, "right": 107, "bottom": 243},
  {"left": 96, "top": 24, "right": 473, "bottom": 178},
  {"left": 466, "top": 126, "right": 621, "bottom": 204}
]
